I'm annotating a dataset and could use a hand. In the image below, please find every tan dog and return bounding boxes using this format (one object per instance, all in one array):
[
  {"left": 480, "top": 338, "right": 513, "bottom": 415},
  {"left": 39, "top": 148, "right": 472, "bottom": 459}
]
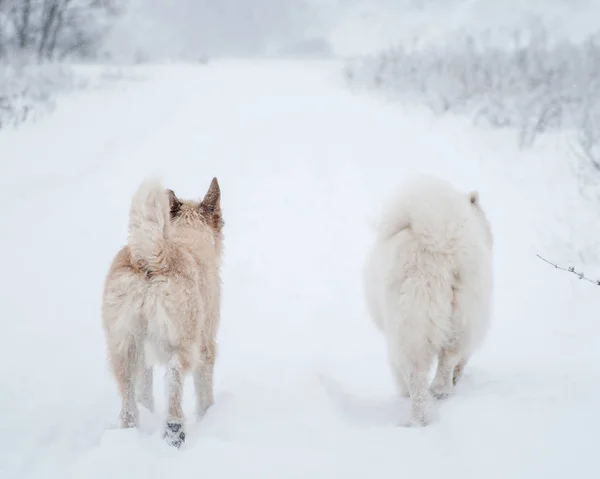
[{"left": 102, "top": 177, "right": 224, "bottom": 447}]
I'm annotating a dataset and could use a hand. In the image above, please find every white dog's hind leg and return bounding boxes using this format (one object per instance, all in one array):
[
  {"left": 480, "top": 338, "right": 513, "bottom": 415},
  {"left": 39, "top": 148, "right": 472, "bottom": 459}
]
[
  {"left": 431, "top": 282, "right": 479, "bottom": 398},
  {"left": 453, "top": 357, "right": 469, "bottom": 386},
  {"left": 393, "top": 369, "right": 411, "bottom": 398},
  {"left": 445, "top": 279, "right": 489, "bottom": 390},
  {"left": 431, "top": 344, "right": 462, "bottom": 399},
  {"left": 389, "top": 355, "right": 410, "bottom": 398},
  {"left": 399, "top": 350, "right": 436, "bottom": 427}
]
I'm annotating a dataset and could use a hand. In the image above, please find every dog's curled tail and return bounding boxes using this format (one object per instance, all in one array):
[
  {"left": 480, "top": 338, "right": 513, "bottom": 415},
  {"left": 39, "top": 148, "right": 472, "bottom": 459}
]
[
  {"left": 374, "top": 176, "right": 470, "bottom": 250},
  {"left": 375, "top": 206, "right": 411, "bottom": 242},
  {"left": 128, "top": 178, "right": 171, "bottom": 273}
]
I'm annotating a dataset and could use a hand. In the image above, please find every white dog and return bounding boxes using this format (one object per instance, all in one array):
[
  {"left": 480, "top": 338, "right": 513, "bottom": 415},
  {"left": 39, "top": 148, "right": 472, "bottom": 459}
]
[{"left": 363, "top": 175, "right": 493, "bottom": 426}]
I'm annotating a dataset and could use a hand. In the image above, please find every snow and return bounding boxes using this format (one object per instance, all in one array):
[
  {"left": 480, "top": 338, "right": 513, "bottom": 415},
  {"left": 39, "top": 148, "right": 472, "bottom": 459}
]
[
  {"left": 1, "top": 60, "right": 598, "bottom": 479},
  {"left": 0, "top": 61, "right": 88, "bottom": 130}
]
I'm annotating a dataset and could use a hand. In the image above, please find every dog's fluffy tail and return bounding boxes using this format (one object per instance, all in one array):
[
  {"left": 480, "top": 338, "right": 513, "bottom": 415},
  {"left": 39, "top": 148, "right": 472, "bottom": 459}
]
[
  {"left": 375, "top": 175, "right": 469, "bottom": 251},
  {"left": 128, "top": 178, "right": 171, "bottom": 273}
]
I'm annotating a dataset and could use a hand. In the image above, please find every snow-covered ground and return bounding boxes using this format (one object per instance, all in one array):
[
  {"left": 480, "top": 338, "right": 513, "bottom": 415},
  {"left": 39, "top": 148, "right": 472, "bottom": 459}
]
[{"left": 1, "top": 60, "right": 598, "bottom": 479}]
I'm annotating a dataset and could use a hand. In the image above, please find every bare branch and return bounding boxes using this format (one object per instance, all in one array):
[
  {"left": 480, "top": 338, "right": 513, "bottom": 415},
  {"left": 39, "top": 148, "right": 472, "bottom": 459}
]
[{"left": 536, "top": 254, "right": 600, "bottom": 285}]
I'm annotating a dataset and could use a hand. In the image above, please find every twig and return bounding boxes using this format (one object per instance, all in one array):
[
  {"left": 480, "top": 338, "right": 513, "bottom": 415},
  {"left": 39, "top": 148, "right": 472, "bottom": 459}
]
[{"left": 536, "top": 254, "right": 600, "bottom": 285}]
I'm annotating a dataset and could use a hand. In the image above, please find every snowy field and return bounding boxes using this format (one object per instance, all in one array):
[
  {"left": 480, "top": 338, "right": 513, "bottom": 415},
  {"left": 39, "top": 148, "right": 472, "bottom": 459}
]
[{"left": 1, "top": 60, "right": 599, "bottom": 479}]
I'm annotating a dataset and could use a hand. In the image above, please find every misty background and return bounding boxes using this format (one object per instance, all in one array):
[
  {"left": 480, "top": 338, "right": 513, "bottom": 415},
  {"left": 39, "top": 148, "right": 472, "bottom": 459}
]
[
  {"left": 2, "top": 0, "right": 600, "bottom": 263},
  {"left": 0, "top": 0, "right": 597, "bottom": 62}
]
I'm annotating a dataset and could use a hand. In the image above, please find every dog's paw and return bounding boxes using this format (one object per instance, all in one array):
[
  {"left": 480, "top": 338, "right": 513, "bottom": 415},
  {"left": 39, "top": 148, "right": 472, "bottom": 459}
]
[
  {"left": 400, "top": 411, "right": 433, "bottom": 428},
  {"left": 430, "top": 386, "right": 451, "bottom": 401},
  {"left": 401, "top": 417, "right": 431, "bottom": 428},
  {"left": 430, "top": 378, "right": 454, "bottom": 400},
  {"left": 164, "top": 421, "right": 186, "bottom": 448}
]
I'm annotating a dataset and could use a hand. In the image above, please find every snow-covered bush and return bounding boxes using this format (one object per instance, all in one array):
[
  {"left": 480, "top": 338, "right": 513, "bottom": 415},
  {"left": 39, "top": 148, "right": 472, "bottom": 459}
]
[
  {"left": 345, "top": 28, "right": 600, "bottom": 149},
  {"left": 0, "top": 60, "right": 87, "bottom": 129},
  {"left": 346, "top": 26, "right": 600, "bottom": 265}
]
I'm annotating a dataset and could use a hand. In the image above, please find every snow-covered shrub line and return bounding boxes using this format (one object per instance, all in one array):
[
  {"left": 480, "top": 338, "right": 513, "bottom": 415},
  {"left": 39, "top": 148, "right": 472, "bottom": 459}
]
[
  {"left": 0, "top": 60, "right": 88, "bottom": 130},
  {"left": 344, "top": 28, "right": 600, "bottom": 151}
]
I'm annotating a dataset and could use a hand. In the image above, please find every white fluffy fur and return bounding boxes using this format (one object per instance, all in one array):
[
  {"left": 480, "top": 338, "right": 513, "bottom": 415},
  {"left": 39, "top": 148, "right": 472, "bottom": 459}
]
[{"left": 363, "top": 175, "right": 493, "bottom": 426}]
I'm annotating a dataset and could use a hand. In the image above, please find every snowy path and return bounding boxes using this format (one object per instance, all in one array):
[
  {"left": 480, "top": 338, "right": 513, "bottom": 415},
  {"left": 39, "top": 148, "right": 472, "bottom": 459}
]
[{"left": 1, "top": 60, "right": 598, "bottom": 479}]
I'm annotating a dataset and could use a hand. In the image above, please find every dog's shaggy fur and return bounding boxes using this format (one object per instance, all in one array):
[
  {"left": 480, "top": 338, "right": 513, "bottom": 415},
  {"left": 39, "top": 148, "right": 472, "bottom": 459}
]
[
  {"left": 363, "top": 175, "right": 493, "bottom": 427},
  {"left": 102, "top": 177, "right": 224, "bottom": 447}
]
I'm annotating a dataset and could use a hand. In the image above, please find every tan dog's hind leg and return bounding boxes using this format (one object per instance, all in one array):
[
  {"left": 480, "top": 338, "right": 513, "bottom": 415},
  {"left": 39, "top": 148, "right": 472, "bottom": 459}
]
[
  {"left": 164, "top": 353, "right": 188, "bottom": 448},
  {"left": 194, "top": 341, "right": 216, "bottom": 419},
  {"left": 137, "top": 362, "right": 154, "bottom": 412},
  {"left": 109, "top": 339, "right": 140, "bottom": 429}
]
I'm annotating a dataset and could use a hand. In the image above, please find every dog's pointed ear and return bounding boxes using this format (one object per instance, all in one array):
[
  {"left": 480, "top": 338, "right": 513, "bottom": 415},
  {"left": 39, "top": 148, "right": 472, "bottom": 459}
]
[
  {"left": 469, "top": 190, "right": 480, "bottom": 206},
  {"left": 166, "top": 189, "right": 182, "bottom": 218},
  {"left": 199, "top": 177, "right": 223, "bottom": 230},
  {"left": 200, "top": 177, "right": 221, "bottom": 214}
]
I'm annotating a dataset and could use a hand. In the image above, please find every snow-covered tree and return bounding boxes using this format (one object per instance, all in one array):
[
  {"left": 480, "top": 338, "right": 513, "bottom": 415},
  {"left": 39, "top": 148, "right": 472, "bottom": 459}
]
[{"left": 0, "top": 0, "right": 118, "bottom": 60}]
